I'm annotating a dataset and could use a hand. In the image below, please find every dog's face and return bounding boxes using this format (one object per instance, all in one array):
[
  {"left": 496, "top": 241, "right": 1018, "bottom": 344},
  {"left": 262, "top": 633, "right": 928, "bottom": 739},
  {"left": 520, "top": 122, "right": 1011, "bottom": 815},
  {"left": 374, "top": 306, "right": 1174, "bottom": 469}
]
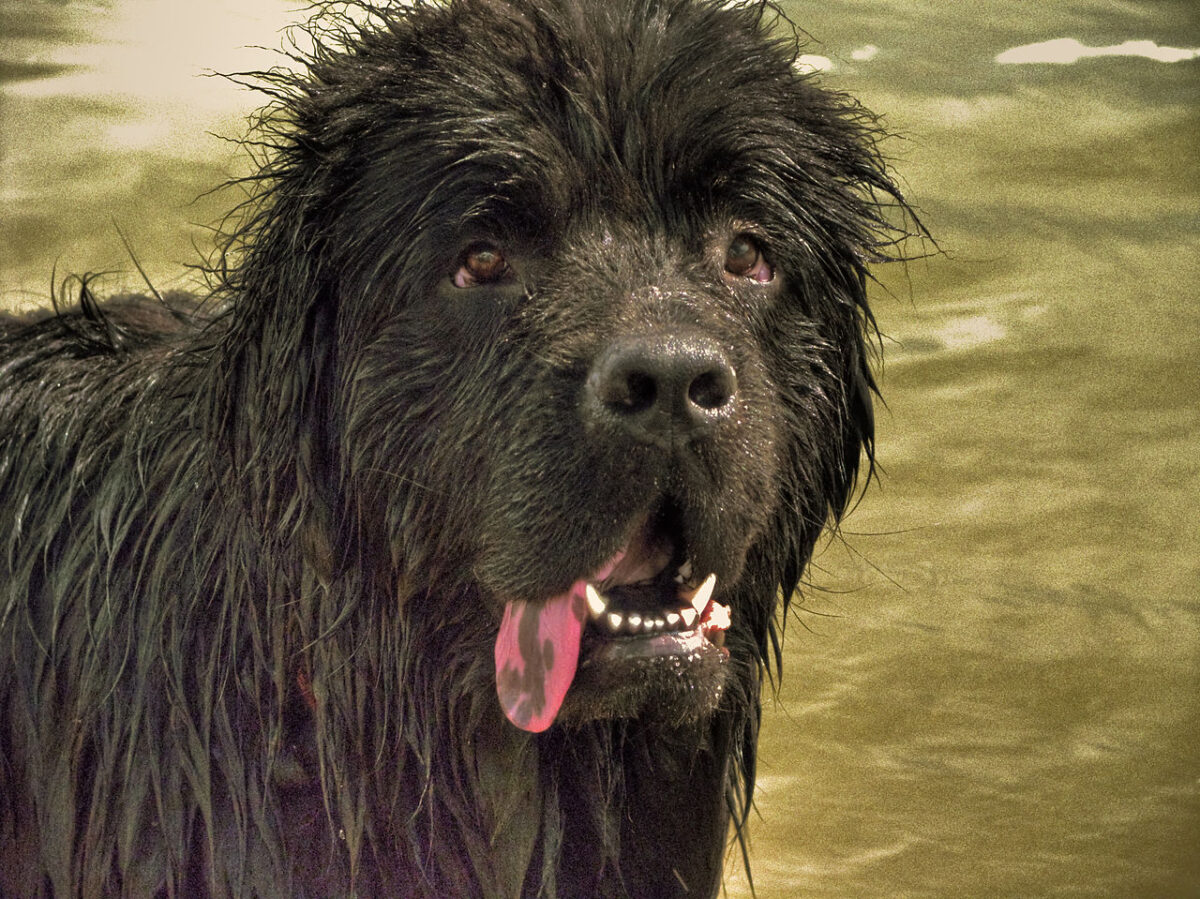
[{"left": 246, "top": 0, "right": 890, "bottom": 734}]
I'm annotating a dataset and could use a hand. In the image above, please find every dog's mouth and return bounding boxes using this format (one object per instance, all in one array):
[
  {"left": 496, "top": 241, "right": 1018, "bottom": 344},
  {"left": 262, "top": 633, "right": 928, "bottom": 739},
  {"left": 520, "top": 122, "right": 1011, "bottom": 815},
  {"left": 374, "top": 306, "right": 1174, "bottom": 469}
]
[{"left": 494, "top": 506, "right": 732, "bottom": 733}]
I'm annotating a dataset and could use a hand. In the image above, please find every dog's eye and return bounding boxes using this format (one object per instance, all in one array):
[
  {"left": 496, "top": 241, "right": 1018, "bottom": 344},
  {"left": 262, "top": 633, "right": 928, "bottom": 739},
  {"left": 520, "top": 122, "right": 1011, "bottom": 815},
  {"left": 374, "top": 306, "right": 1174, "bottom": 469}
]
[
  {"left": 724, "top": 235, "right": 773, "bottom": 283},
  {"left": 452, "top": 243, "right": 511, "bottom": 288}
]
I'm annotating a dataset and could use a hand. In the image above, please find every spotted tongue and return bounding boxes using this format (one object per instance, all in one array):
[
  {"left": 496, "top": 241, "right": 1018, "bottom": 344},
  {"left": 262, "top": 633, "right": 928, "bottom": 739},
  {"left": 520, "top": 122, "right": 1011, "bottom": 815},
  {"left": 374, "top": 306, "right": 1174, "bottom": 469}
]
[
  {"left": 494, "top": 582, "right": 589, "bottom": 733},
  {"left": 494, "top": 551, "right": 642, "bottom": 732}
]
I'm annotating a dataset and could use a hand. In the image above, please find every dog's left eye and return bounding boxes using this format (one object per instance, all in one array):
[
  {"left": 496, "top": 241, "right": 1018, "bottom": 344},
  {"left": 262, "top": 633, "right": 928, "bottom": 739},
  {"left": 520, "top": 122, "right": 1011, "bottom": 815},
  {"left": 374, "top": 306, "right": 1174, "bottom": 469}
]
[
  {"left": 452, "top": 243, "right": 512, "bottom": 288},
  {"left": 724, "top": 234, "right": 774, "bottom": 283}
]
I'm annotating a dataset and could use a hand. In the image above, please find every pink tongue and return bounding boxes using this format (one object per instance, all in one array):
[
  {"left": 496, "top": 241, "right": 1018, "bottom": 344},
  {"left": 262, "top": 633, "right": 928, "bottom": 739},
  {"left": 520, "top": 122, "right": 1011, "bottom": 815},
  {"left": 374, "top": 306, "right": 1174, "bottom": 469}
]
[
  {"left": 494, "top": 555, "right": 625, "bottom": 732},
  {"left": 494, "top": 581, "right": 588, "bottom": 732}
]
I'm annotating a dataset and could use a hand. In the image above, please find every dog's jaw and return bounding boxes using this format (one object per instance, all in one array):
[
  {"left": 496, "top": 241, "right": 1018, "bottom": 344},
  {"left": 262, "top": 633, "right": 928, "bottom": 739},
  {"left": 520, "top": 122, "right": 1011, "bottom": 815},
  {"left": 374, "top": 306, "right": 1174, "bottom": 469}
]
[{"left": 494, "top": 535, "right": 732, "bottom": 732}]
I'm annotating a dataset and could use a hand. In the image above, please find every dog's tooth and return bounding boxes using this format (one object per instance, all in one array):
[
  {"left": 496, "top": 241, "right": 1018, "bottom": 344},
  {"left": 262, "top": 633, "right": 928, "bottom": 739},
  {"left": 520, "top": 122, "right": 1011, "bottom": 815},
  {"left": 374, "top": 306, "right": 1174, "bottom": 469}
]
[
  {"left": 680, "top": 607, "right": 698, "bottom": 628},
  {"left": 650, "top": 616, "right": 666, "bottom": 633},
  {"left": 585, "top": 584, "right": 608, "bottom": 618},
  {"left": 689, "top": 573, "right": 717, "bottom": 614},
  {"left": 606, "top": 611, "right": 623, "bottom": 633},
  {"left": 627, "top": 613, "right": 643, "bottom": 632},
  {"left": 678, "top": 560, "right": 693, "bottom": 581},
  {"left": 706, "top": 602, "right": 732, "bottom": 631},
  {"left": 665, "top": 610, "right": 681, "bottom": 628}
]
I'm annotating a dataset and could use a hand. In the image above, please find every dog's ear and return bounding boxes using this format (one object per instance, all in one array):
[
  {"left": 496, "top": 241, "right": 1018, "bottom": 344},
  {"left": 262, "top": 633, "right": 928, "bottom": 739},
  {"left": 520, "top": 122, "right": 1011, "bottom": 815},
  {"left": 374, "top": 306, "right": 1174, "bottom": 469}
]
[
  {"left": 299, "top": 438, "right": 338, "bottom": 588},
  {"left": 294, "top": 299, "right": 343, "bottom": 587},
  {"left": 838, "top": 325, "right": 877, "bottom": 518},
  {"left": 211, "top": 256, "right": 344, "bottom": 584},
  {"left": 768, "top": 68, "right": 902, "bottom": 521}
]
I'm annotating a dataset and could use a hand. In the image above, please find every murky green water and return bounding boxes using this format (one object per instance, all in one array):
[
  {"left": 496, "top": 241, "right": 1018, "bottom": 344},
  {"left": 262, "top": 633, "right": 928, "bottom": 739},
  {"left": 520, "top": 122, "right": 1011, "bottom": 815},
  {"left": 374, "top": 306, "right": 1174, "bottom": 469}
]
[{"left": 2, "top": 1, "right": 1197, "bottom": 895}]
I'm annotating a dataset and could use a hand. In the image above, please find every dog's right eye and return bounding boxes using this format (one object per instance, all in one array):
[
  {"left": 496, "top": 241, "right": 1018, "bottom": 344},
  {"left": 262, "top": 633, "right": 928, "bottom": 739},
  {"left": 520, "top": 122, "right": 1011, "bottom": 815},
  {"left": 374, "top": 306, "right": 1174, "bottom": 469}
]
[
  {"left": 724, "top": 234, "right": 774, "bottom": 283},
  {"left": 452, "top": 243, "right": 511, "bottom": 288}
]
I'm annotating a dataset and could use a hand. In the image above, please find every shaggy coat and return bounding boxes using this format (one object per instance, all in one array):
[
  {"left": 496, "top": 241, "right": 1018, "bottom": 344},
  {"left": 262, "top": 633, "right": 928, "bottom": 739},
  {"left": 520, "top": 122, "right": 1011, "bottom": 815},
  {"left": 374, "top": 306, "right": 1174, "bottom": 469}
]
[{"left": 0, "top": 0, "right": 909, "bottom": 896}]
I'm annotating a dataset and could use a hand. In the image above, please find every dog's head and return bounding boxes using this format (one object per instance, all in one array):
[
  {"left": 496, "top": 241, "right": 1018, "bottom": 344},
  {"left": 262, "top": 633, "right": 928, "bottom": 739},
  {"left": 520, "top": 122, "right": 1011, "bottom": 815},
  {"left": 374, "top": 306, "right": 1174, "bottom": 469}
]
[{"left": 218, "top": 0, "right": 906, "bottom": 735}]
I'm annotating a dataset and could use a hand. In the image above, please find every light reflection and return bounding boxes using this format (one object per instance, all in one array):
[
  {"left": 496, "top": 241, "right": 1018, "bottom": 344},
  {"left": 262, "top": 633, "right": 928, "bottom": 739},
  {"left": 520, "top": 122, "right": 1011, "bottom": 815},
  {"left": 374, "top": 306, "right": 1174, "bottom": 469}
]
[{"left": 997, "top": 37, "right": 1200, "bottom": 65}]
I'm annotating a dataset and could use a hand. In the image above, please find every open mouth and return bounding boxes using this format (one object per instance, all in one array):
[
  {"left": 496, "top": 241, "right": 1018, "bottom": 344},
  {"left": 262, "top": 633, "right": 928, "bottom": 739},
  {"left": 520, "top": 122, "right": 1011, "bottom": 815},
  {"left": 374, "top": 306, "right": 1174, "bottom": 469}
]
[
  {"left": 584, "top": 529, "right": 730, "bottom": 646},
  {"left": 494, "top": 507, "right": 732, "bottom": 733}
]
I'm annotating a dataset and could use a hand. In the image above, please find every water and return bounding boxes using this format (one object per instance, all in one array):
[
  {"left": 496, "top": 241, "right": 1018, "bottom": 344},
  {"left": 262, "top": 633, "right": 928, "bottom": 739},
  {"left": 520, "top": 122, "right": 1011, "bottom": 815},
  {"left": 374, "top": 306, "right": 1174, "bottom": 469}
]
[{"left": 2, "top": 1, "right": 1197, "bottom": 895}]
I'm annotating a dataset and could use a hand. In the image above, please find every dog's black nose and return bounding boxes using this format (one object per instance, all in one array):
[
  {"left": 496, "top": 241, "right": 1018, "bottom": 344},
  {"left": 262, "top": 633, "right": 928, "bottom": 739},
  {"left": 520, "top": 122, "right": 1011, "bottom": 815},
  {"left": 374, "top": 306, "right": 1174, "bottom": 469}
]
[{"left": 585, "top": 333, "right": 737, "bottom": 443}]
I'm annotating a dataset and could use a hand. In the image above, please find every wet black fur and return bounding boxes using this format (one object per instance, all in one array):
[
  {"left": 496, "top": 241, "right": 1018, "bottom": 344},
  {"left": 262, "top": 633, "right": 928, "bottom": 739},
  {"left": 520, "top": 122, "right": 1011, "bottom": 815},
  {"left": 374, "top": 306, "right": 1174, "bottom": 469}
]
[{"left": 0, "top": 1, "right": 911, "bottom": 896}]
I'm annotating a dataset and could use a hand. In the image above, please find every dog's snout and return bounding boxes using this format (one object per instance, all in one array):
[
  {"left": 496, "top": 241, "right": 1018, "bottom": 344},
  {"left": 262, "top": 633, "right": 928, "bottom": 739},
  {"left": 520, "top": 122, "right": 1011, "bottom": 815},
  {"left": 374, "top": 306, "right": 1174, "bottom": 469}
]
[{"left": 585, "top": 334, "right": 737, "bottom": 442}]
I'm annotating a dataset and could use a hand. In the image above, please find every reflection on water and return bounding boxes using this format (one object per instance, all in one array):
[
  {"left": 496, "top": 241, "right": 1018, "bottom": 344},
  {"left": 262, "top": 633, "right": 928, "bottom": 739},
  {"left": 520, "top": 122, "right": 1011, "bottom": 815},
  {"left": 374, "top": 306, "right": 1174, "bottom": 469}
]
[
  {"left": 0, "top": 0, "right": 295, "bottom": 304},
  {"left": 1, "top": 0, "right": 1197, "bottom": 894}
]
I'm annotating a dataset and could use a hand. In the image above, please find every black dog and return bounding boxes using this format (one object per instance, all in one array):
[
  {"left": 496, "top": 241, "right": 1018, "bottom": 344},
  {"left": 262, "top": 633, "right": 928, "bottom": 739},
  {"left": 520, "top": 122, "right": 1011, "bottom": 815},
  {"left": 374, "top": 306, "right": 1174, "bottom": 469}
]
[{"left": 0, "top": 0, "right": 909, "bottom": 895}]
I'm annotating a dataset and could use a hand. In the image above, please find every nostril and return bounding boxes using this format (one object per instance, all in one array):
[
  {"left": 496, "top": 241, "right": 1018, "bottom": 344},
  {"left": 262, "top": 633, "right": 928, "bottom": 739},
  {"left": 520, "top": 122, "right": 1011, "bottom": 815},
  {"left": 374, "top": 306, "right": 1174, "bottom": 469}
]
[
  {"left": 620, "top": 371, "right": 657, "bottom": 414},
  {"left": 591, "top": 361, "right": 658, "bottom": 413},
  {"left": 688, "top": 368, "right": 735, "bottom": 412}
]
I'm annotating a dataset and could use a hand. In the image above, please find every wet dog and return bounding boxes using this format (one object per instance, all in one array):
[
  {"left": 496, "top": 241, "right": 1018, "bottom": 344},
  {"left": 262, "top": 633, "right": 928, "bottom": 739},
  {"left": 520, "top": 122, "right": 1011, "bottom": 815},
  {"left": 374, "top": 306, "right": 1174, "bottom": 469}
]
[{"left": 0, "top": 0, "right": 908, "bottom": 895}]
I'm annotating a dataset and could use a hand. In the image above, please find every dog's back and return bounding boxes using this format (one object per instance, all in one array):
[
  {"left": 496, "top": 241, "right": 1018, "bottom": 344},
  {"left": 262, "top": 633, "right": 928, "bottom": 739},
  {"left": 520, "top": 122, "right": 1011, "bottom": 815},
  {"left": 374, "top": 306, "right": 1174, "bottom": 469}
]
[{"left": 0, "top": 293, "right": 219, "bottom": 896}]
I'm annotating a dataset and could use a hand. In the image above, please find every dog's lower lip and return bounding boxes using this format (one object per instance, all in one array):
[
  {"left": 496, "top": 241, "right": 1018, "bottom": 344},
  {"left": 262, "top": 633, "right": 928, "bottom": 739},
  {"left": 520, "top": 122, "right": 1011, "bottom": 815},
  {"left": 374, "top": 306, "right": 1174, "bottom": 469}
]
[{"left": 578, "top": 628, "right": 723, "bottom": 669}]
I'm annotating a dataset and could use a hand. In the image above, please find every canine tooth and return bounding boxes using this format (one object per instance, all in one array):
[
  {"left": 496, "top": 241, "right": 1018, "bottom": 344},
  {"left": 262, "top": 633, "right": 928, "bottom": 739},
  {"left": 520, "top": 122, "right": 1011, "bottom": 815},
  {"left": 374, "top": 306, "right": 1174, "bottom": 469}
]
[
  {"left": 680, "top": 607, "right": 698, "bottom": 628},
  {"left": 585, "top": 584, "right": 608, "bottom": 618},
  {"left": 607, "top": 611, "right": 623, "bottom": 632},
  {"left": 706, "top": 602, "right": 732, "bottom": 631},
  {"left": 689, "top": 573, "right": 717, "bottom": 614}
]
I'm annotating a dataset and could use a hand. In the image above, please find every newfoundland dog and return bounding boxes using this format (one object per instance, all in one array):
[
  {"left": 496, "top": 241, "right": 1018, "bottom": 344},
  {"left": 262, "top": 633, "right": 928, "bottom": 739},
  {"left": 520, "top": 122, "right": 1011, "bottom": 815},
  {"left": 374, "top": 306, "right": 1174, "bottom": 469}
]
[{"left": 0, "top": 0, "right": 909, "bottom": 895}]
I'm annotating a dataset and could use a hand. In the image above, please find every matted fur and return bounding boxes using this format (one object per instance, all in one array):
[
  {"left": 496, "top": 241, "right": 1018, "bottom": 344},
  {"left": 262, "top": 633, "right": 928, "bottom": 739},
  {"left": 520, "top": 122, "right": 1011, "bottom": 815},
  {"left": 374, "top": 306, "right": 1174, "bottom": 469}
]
[{"left": 0, "top": 0, "right": 911, "bottom": 896}]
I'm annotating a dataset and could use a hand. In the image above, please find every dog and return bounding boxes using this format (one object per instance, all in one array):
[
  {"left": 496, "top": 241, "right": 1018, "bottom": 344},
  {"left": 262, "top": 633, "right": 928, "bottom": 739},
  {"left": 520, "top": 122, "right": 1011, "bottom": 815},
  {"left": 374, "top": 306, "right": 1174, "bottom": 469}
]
[{"left": 0, "top": 0, "right": 909, "bottom": 895}]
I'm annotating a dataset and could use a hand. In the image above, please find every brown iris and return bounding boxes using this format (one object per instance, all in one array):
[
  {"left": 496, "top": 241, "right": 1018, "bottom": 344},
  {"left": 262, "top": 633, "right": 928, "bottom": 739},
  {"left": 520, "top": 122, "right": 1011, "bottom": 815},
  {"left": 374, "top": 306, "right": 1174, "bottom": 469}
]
[
  {"left": 723, "top": 234, "right": 773, "bottom": 282},
  {"left": 453, "top": 243, "right": 511, "bottom": 287}
]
